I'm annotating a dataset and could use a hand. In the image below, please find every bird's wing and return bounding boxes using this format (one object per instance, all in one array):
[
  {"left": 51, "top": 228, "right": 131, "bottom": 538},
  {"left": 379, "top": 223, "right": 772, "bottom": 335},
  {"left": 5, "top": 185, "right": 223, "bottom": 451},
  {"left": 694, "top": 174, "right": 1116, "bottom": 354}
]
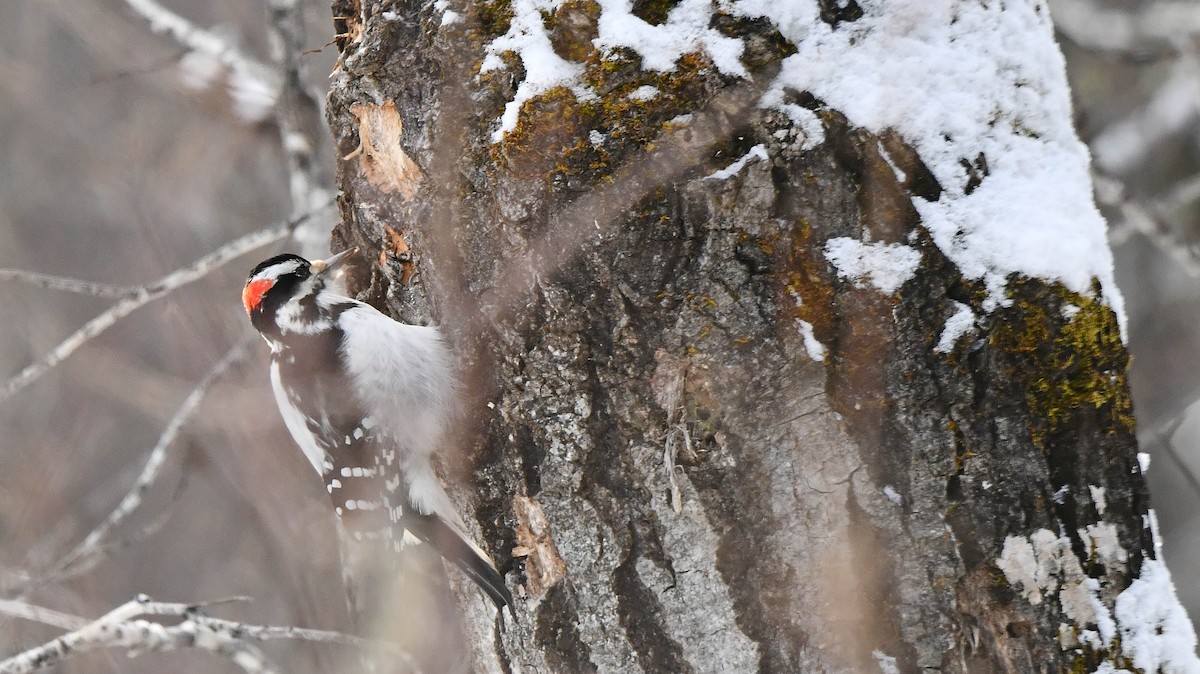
[
  {"left": 272, "top": 342, "right": 511, "bottom": 608},
  {"left": 272, "top": 346, "right": 392, "bottom": 541}
]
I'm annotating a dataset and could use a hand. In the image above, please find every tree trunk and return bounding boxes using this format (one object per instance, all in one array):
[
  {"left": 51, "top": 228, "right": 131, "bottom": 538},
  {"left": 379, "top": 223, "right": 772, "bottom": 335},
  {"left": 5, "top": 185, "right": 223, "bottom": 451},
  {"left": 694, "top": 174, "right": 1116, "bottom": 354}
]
[{"left": 325, "top": 1, "right": 1198, "bottom": 672}]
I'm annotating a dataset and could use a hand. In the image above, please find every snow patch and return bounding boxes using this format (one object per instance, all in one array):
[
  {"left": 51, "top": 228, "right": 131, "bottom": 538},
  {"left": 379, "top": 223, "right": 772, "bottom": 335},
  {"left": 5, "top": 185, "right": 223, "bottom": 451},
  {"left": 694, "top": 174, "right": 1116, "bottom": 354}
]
[
  {"left": 1052, "top": 484, "right": 1069, "bottom": 505},
  {"left": 1090, "top": 485, "right": 1108, "bottom": 515},
  {"left": 824, "top": 238, "right": 921, "bottom": 294},
  {"left": 481, "top": 0, "right": 747, "bottom": 140},
  {"left": 432, "top": 0, "right": 459, "bottom": 24},
  {"left": 628, "top": 85, "right": 660, "bottom": 101},
  {"left": 595, "top": 0, "right": 746, "bottom": 75},
  {"left": 1115, "top": 559, "right": 1200, "bottom": 673},
  {"left": 797, "top": 319, "right": 826, "bottom": 363},
  {"left": 705, "top": 144, "right": 769, "bottom": 181},
  {"left": 1080, "top": 522, "right": 1126, "bottom": 567},
  {"left": 882, "top": 485, "right": 902, "bottom": 505},
  {"left": 178, "top": 51, "right": 222, "bottom": 91},
  {"left": 724, "top": 0, "right": 1125, "bottom": 328},
  {"left": 872, "top": 650, "right": 900, "bottom": 674},
  {"left": 935, "top": 301, "right": 976, "bottom": 353},
  {"left": 480, "top": 0, "right": 592, "bottom": 141}
]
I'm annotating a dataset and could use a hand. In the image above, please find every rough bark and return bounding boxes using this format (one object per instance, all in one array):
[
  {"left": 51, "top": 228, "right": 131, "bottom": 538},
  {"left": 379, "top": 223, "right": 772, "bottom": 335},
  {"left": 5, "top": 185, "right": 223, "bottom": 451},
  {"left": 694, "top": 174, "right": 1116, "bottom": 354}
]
[{"left": 325, "top": 2, "right": 1162, "bottom": 672}]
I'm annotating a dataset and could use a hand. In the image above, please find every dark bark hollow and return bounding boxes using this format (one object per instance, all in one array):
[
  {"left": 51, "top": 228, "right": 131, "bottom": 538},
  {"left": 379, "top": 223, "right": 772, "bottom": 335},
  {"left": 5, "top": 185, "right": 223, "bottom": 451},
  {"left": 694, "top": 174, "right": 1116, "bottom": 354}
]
[{"left": 326, "top": 2, "right": 1153, "bottom": 672}]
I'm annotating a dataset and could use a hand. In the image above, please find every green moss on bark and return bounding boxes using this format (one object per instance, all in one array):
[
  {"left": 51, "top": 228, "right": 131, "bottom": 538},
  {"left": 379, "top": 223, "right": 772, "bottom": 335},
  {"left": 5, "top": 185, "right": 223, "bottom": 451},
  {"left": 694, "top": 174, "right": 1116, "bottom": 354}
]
[
  {"left": 476, "top": 0, "right": 515, "bottom": 37},
  {"left": 988, "top": 281, "right": 1134, "bottom": 449},
  {"left": 487, "top": 50, "right": 715, "bottom": 182}
]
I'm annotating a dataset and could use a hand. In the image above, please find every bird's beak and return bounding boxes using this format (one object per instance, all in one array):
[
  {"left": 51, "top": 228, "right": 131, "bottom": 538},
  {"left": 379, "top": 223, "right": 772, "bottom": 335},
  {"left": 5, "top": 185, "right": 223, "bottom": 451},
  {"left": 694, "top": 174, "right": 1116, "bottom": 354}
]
[{"left": 310, "top": 247, "right": 358, "bottom": 276}]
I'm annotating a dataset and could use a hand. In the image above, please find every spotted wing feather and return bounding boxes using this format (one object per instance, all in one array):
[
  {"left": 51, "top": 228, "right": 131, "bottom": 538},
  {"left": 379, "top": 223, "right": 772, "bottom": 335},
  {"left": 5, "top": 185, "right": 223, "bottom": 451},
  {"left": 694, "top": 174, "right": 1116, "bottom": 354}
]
[{"left": 269, "top": 330, "right": 511, "bottom": 607}]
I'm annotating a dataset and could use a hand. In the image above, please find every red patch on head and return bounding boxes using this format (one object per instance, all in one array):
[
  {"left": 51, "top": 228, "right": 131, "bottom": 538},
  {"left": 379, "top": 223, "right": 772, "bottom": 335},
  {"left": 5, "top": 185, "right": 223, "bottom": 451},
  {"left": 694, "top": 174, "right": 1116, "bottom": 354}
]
[{"left": 242, "top": 278, "right": 275, "bottom": 315}]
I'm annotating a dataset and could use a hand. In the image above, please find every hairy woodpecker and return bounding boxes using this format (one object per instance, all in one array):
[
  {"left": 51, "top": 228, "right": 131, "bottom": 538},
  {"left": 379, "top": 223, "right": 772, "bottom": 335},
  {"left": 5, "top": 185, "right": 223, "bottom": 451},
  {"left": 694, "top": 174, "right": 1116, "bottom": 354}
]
[{"left": 242, "top": 248, "right": 511, "bottom": 609}]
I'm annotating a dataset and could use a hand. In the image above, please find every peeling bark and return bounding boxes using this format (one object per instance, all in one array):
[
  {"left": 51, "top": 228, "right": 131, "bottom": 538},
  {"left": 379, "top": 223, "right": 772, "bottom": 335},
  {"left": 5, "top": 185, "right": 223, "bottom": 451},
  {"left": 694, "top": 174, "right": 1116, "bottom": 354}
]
[{"left": 324, "top": 2, "right": 1164, "bottom": 672}]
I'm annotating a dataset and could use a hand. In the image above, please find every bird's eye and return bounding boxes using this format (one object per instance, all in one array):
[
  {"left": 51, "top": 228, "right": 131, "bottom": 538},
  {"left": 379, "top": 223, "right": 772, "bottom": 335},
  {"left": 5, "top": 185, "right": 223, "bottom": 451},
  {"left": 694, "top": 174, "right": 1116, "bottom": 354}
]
[{"left": 297, "top": 266, "right": 311, "bottom": 279}]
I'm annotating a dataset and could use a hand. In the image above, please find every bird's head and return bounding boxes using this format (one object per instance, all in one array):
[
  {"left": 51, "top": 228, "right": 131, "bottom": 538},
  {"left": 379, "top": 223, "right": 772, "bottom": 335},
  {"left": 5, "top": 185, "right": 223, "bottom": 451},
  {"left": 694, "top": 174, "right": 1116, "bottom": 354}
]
[{"left": 242, "top": 248, "right": 357, "bottom": 331}]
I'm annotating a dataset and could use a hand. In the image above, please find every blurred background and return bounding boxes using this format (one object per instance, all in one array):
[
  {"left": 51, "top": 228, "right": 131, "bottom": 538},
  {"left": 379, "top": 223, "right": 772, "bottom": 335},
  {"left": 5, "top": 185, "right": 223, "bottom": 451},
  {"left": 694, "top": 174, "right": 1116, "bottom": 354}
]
[
  {"left": 0, "top": 0, "right": 350, "bottom": 670},
  {"left": 1, "top": 0, "right": 1199, "bottom": 670}
]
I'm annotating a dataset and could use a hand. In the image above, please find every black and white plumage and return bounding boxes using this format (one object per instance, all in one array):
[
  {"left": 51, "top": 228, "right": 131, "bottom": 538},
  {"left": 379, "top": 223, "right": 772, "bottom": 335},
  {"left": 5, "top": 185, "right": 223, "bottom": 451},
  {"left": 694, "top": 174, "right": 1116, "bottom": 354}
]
[{"left": 242, "top": 249, "right": 511, "bottom": 609}]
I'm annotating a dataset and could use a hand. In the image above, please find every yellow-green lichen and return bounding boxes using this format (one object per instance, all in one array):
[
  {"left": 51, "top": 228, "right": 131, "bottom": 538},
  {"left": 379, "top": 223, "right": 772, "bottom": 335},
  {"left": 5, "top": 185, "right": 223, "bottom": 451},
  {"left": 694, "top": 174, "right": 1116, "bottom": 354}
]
[
  {"left": 546, "top": 0, "right": 601, "bottom": 62},
  {"left": 630, "top": 0, "right": 679, "bottom": 25},
  {"left": 476, "top": 0, "right": 514, "bottom": 37},
  {"left": 489, "top": 38, "right": 715, "bottom": 182},
  {"left": 988, "top": 282, "right": 1134, "bottom": 448}
]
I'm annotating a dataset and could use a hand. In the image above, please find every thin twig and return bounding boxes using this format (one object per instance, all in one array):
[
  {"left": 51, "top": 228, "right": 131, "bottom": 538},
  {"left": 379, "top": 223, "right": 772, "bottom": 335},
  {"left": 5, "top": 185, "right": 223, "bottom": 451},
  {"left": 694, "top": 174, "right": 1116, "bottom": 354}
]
[
  {"left": 77, "top": 477, "right": 186, "bottom": 565},
  {"left": 1096, "top": 173, "right": 1200, "bottom": 277},
  {"left": 1155, "top": 172, "right": 1200, "bottom": 217},
  {"left": 0, "top": 270, "right": 140, "bottom": 298},
  {"left": 0, "top": 595, "right": 417, "bottom": 674},
  {"left": 0, "top": 599, "right": 87, "bottom": 631},
  {"left": 1150, "top": 414, "right": 1200, "bottom": 507},
  {"left": 44, "top": 336, "right": 254, "bottom": 583},
  {"left": 0, "top": 205, "right": 326, "bottom": 403}
]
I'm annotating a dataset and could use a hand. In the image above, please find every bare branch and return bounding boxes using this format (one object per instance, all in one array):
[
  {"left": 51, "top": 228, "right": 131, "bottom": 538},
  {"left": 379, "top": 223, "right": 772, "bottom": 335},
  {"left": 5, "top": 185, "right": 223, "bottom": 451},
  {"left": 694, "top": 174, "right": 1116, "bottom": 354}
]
[
  {"left": 0, "top": 599, "right": 87, "bottom": 631},
  {"left": 264, "top": 0, "right": 326, "bottom": 216},
  {"left": 0, "top": 596, "right": 278, "bottom": 674},
  {"left": 0, "top": 205, "right": 327, "bottom": 403},
  {"left": 0, "top": 270, "right": 140, "bottom": 299},
  {"left": 1155, "top": 172, "right": 1200, "bottom": 217},
  {"left": 0, "top": 595, "right": 416, "bottom": 674},
  {"left": 121, "top": 0, "right": 281, "bottom": 122},
  {"left": 1098, "top": 173, "right": 1200, "bottom": 278},
  {"left": 39, "top": 336, "right": 254, "bottom": 585}
]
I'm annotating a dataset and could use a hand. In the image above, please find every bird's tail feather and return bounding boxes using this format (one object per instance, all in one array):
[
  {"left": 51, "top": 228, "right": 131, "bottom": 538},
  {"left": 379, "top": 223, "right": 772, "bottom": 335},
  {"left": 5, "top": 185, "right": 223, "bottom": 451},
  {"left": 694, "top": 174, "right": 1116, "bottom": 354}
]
[{"left": 405, "top": 512, "right": 512, "bottom": 610}]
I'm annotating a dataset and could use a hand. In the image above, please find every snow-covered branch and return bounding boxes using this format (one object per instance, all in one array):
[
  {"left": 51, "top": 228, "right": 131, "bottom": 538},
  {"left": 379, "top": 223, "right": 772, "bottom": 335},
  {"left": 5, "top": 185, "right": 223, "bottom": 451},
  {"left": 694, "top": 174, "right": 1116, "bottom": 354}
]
[
  {"left": 0, "top": 595, "right": 413, "bottom": 674},
  {"left": 0, "top": 204, "right": 328, "bottom": 403},
  {"left": 121, "top": 0, "right": 281, "bottom": 122}
]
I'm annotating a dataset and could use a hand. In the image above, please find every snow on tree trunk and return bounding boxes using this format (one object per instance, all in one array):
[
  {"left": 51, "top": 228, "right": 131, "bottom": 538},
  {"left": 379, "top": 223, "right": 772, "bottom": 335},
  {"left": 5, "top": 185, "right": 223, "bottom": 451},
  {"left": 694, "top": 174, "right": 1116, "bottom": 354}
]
[{"left": 325, "top": 0, "right": 1200, "bottom": 672}]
